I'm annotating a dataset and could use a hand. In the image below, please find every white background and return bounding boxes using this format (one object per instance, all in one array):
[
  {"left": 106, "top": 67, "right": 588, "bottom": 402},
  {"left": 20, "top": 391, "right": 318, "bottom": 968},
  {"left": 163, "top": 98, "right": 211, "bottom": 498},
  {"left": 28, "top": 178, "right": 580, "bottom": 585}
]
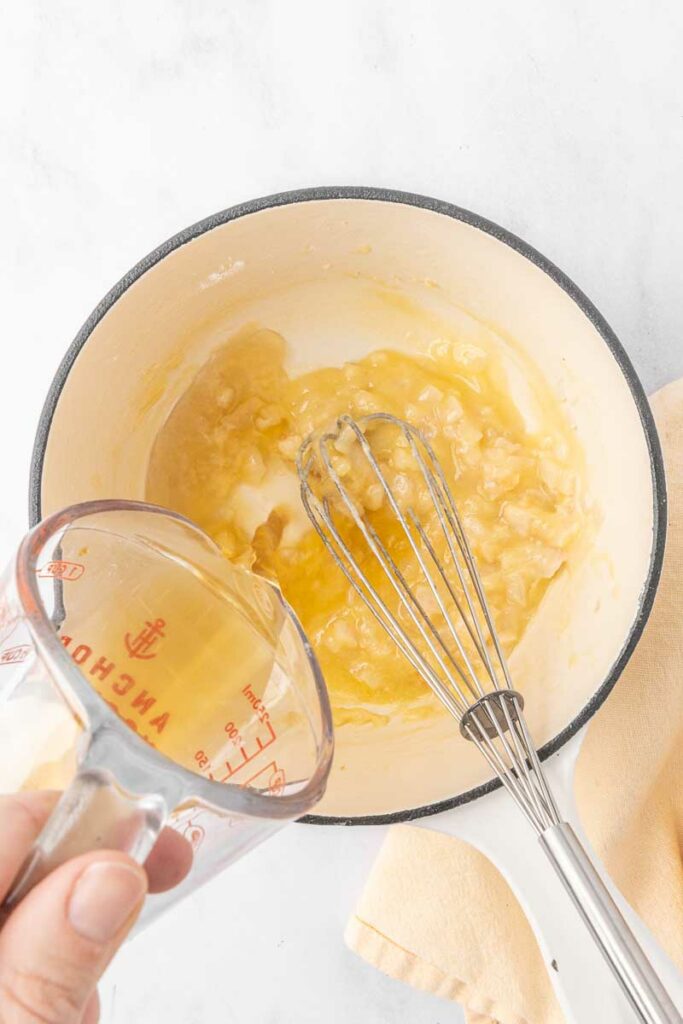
[{"left": 1, "top": 2, "right": 682, "bottom": 1021}]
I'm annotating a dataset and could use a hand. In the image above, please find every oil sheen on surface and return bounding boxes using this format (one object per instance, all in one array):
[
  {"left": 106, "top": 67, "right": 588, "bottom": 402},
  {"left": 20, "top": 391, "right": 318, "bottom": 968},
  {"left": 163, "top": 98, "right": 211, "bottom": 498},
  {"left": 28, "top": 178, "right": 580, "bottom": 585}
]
[{"left": 146, "top": 327, "right": 586, "bottom": 728}]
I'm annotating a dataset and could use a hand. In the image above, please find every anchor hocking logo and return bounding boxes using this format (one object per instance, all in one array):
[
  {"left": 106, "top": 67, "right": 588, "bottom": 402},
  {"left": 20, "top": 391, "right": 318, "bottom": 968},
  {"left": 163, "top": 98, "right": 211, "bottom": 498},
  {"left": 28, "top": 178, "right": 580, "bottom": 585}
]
[{"left": 124, "top": 618, "right": 166, "bottom": 660}]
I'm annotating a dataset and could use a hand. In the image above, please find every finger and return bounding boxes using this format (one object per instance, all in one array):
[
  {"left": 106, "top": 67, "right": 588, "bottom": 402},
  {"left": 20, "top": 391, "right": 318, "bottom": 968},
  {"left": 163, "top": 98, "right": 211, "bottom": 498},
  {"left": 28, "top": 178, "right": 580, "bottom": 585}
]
[
  {"left": 144, "top": 827, "right": 193, "bottom": 894},
  {"left": 0, "top": 792, "right": 192, "bottom": 898},
  {"left": 0, "top": 851, "right": 146, "bottom": 1024},
  {"left": 0, "top": 792, "right": 59, "bottom": 902},
  {"left": 81, "top": 988, "right": 100, "bottom": 1024}
]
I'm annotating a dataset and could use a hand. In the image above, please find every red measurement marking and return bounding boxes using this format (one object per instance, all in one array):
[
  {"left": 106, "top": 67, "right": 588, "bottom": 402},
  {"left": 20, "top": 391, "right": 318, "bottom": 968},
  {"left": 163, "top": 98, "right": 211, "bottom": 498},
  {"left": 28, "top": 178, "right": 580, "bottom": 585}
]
[
  {"left": 0, "top": 644, "right": 31, "bottom": 666},
  {"left": 242, "top": 682, "right": 270, "bottom": 723},
  {"left": 37, "top": 560, "right": 84, "bottom": 581},
  {"left": 173, "top": 808, "right": 210, "bottom": 850},
  {"left": 209, "top": 718, "right": 277, "bottom": 783},
  {"left": 124, "top": 618, "right": 165, "bottom": 660},
  {"left": 0, "top": 600, "right": 18, "bottom": 646},
  {"left": 244, "top": 761, "right": 286, "bottom": 795},
  {"left": 223, "top": 721, "right": 244, "bottom": 747},
  {"left": 182, "top": 819, "right": 206, "bottom": 851}
]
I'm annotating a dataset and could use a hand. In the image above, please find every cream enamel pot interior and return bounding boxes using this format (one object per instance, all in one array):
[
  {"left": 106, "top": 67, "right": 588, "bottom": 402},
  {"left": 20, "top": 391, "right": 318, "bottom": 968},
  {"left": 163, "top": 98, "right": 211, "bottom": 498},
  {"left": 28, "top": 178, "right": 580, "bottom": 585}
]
[{"left": 30, "top": 187, "right": 665, "bottom": 824}]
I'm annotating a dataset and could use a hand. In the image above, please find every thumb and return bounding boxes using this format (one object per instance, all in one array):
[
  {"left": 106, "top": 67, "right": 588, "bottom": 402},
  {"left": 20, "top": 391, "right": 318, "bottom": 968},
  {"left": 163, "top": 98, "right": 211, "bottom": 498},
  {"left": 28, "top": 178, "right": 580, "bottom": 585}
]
[{"left": 0, "top": 851, "right": 147, "bottom": 1023}]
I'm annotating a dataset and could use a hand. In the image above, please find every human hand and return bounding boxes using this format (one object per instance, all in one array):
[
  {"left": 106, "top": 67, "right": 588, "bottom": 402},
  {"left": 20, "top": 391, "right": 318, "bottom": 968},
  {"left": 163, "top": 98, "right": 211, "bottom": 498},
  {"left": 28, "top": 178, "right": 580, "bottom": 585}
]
[{"left": 0, "top": 791, "right": 193, "bottom": 1023}]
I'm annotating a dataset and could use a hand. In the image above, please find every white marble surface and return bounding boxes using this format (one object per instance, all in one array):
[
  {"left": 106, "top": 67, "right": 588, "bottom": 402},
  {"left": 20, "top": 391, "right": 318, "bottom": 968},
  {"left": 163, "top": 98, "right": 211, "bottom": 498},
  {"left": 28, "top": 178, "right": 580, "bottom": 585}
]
[{"left": 1, "top": 2, "right": 682, "bottom": 1021}]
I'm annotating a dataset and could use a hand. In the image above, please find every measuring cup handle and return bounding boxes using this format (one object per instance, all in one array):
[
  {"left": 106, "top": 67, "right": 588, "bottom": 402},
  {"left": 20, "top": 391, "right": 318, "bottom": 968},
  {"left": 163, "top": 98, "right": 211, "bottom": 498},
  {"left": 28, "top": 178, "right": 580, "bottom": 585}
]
[{"left": 2, "top": 731, "right": 169, "bottom": 914}]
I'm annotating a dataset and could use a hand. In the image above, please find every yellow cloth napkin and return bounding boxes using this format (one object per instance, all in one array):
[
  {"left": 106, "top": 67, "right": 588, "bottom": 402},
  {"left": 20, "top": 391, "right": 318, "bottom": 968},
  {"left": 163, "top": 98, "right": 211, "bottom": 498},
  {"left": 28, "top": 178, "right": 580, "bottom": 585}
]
[{"left": 345, "top": 379, "right": 683, "bottom": 1024}]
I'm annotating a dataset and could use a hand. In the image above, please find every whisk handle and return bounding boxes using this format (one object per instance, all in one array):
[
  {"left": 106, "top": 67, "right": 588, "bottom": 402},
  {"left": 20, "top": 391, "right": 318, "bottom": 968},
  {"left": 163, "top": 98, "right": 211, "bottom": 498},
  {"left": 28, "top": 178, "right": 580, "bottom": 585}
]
[{"left": 540, "top": 822, "right": 682, "bottom": 1024}]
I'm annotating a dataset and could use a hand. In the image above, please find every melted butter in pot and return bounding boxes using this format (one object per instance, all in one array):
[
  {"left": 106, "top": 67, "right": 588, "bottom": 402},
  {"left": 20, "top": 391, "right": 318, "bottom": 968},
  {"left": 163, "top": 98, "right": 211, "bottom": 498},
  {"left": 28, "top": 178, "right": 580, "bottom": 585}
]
[{"left": 147, "top": 326, "right": 587, "bottom": 728}]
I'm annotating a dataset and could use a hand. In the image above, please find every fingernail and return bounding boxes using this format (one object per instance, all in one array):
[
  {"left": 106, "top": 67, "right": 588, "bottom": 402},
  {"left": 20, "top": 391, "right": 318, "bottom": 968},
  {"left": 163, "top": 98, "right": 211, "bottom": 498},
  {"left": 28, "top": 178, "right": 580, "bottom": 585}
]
[{"left": 69, "top": 862, "right": 146, "bottom": 943}]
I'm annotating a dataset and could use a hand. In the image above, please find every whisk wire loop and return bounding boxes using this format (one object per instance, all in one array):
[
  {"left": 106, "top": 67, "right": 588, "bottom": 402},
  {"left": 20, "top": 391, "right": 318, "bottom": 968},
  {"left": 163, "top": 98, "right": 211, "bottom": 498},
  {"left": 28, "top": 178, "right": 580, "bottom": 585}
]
[{"left": 298, "top": 412, "right": 563, "bottom": 835}]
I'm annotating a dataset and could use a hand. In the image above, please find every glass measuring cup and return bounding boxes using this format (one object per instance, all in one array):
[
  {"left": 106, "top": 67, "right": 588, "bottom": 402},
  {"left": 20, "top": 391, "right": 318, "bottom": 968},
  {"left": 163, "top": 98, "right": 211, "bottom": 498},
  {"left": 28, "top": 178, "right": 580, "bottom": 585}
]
[{"left": 0, "top": 500, "right": 334, "bottom": 928}]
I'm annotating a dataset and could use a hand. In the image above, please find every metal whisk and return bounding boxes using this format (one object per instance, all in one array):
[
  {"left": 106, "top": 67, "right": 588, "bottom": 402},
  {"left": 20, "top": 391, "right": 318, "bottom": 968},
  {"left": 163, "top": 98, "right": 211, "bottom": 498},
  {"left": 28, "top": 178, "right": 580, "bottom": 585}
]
[{"left": 297, "top": 412, "right": 680, "bottom": 1024}]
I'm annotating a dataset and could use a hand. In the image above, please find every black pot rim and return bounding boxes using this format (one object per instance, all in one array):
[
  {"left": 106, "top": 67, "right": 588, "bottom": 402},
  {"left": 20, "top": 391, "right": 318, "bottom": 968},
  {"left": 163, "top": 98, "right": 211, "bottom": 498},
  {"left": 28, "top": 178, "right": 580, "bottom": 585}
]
[{"left": 29, "top": 185, "right": 667, "bottom": 827}]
